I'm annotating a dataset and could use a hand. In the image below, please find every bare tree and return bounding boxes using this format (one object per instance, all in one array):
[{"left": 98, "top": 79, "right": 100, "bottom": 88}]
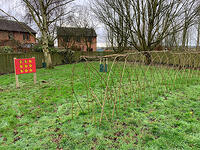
[
  {"left": 196, "top": 21, "right": 200, "bottom": 50},
  {"left": 181, "top": 1, "right": 197, "bottom": 50},
  {"left": 104, "top": 14, "right": 129, "bottom": 53},
  {"left": 67, "top": 5, "right": 98, "bottom": 51},
  {"left": 91, "top": 0, "right": 198, "bottom": 64},
  {"left": 196, "top": 3, "right": 200, "bottom": 50},
  {"left": 22, "top": 0, "right": 74, "bottom": 68}
]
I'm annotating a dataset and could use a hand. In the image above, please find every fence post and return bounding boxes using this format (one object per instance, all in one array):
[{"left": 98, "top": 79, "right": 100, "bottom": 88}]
[{"left": 14, "top": 58, "right": 20, "bottom": 88}]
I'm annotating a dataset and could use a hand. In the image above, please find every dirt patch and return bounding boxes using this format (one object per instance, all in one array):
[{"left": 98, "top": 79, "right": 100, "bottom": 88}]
[
  {"left": 41, "top": 80, "right": 48, "bottom": 83},
  {"left": 0, "top": 88, "right": 4, "bottom": 92},
  {"left": 13, "top": 136, "right": 21, "bottom": 143}
]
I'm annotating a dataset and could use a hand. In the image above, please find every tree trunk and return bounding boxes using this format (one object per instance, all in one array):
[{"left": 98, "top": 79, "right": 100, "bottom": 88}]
[
  {"left": 42, "top": 31, "right": 53, "bottom": 68},
  {"left": 143, "top": 51, "right": 152, "bottom": 65},
  {"left": 196, "top": 23, "right": 200, "bottom": 51},
  {"left": 186, "top": 32, "right": 189, "bottom": 50},
  {"left": 39, "top": 0, "right": 53, "bottom": 69},
  {"left": 182, "top": 28, "right": 187, "bottom": 51}
]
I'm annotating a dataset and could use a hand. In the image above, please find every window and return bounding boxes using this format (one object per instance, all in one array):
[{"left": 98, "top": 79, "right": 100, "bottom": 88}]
[
  {"left": 27, "top": 34, "right": 30, "bottom": 40},
  {"left": 63, "top": 36, "right": 70, "bottom": 42},
  {"left": 23, "top": 33, "right": 30, "bottom": 41},
  {"left": 8, "top": 32, "right": 14, "bottom": 40},
  {"left": 88, "top": 37, "right": 92, "bottom": 42},
  {"left": 76, "top": 37, "right": 81, "bottom": 43}
]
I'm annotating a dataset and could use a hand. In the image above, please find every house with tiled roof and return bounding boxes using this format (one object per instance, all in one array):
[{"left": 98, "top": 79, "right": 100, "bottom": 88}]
[
  {"left": 0, "top": 19, "right": 36, "bottom": 51},
  {"left": 57, "top": 27, "right": 97, "bottom": 51}
]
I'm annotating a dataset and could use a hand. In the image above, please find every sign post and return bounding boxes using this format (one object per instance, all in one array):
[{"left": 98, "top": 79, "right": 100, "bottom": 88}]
[
  {"left": 34, "top": 72, "right": 37, "bottom": 84},
  {"left": 14, "top": 57, "right": 37, "bottom": 88},
  {"left": 14, "top": 58, "right": 20, "bottom": 88}
]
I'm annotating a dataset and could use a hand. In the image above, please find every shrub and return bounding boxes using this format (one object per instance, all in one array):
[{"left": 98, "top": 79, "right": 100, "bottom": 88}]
[
  {"left": 49, "top": 47, "right": 59, "bottom": 53},
  {"left": 0, "top": 46, "right": 14, "bottom": 53},
  {"left": 58, "top": 49, "right": 75, "bottom": 64},
  {"left": 32, "top": 44, "right": 43, "bottom": 52},
  {"left": 32, "top": 44, "right": 58, "bottom": 53}
]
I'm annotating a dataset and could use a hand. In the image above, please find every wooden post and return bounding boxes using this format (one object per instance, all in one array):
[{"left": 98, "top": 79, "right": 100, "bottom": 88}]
[
  {"left": 33, "top": 73, "right": 37, "bottom": 84},
  {"left": 15, "top": 74, "right": 19, "bottom": 88},
  {"left": 104, "top": 58, "right": 106, "bottom": 72},
  {"left": 14, "top": 58, "right": 20, "bottom": 88},
  {"left": 33, "top": 57, "right": 37, "bottom": 84},
  {"left": 105, "top": 58, "right": 108, "bottom": 72}
]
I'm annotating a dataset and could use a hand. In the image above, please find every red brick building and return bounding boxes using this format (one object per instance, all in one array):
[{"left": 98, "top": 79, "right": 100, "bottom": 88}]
[
  {"left": 0, "top": 19, "right": 36, "bottom": 51},
  {"left": 57, "top": 27, "right": 97, "bottom": 51}
]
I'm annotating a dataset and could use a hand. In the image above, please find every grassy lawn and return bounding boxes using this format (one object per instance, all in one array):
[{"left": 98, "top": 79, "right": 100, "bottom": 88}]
[{"left": 0, "top": 62, "right": 200, "bottom": 149}]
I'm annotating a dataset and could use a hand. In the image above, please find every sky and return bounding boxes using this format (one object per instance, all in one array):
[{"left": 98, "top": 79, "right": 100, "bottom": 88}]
[
  {"left": 0, "top": 0, "right": 106, "bottom": 47},
  {"left": 0, "top": 0, "right": 198, "bottom": 47}
]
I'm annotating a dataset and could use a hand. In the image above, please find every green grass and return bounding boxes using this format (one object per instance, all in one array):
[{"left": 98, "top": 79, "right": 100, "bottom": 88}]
[{"left": 0, "top": 62, "right": 200, "bottom": 149}]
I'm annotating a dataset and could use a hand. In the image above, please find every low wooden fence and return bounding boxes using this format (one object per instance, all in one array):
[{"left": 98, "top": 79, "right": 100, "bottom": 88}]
[
  {"left": 1, "top": 51, "right": 200, "bottom": 75},
  {"left": 0, "top": 52, "right": 64, "bottom": 74},
  {"left": 81, "top": 51, "right": 200, "bottom": 68},
  {"left": 0, "top": 51, "right": 114, "bottom": 75},
  {"left": 128, "top": 51, "right": 200, "bottom": 68}
]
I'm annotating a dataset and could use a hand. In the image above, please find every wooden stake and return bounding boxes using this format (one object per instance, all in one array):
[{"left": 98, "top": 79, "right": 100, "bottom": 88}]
[
  {"left": 15, "top": 74, "right": 19, "bottom": 88},
  {"left": 33, "top": 73, "right": 37, "bottom": 84},
  {"left": 32, "top": 57, "right": 37, "bottom": 84},
  {"left": 14, "top": 58, "right": 20, "bottom": 88}
]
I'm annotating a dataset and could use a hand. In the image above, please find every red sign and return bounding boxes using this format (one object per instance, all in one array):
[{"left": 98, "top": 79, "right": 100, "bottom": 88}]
[{"left": 14, "top": 58, "right": 36, "bottom": 75}]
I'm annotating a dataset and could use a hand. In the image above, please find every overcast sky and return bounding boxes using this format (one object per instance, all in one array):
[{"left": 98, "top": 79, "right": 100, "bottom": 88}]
[
  {"left": 0, "top": 0, "right": 106, "bottom": 47},
  {"left": 1, "top": 0, "right": 197, "bottom": 47}
]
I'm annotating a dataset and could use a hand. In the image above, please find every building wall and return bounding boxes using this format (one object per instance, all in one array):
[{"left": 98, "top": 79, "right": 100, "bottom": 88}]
[
  {"left": 58, "top": 36, "right": 97, "bottom": 52},
  {"left": 0, "top": 30, "right": 36, "bottom": 46},
  {"left": 0, "top": 31, "right": 9, "bottom": 41},
  {"left": 13, "top": 32, "right": 36, "bottom": 44},
  {"left": 91, "top": 38, "right": 97, "bottom": 51}
]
